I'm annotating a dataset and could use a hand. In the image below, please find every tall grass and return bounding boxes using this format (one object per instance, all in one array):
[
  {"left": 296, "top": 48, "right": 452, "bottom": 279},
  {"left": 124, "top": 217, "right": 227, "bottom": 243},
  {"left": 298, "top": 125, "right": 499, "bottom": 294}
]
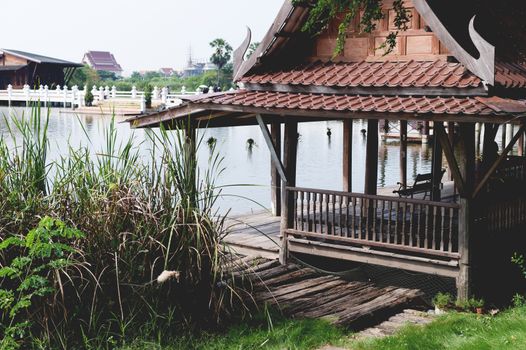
[{"left": 0, "top": 106, "right": 243, "bottom": 349}]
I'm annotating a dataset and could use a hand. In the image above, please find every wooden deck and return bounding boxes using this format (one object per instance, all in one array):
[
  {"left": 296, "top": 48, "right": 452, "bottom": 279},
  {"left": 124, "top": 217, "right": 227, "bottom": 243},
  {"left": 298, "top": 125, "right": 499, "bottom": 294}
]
[
  {"left": 224, "top": 211, "right": 281, "bottom": 259},
  {"left": 226, "top": 256, "right": 427, "bottom": 328}
]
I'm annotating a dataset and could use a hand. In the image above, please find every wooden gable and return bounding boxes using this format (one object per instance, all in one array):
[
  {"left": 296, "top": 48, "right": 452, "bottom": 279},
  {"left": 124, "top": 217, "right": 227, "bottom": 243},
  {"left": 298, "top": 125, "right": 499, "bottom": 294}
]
[
  {"left": 2, "top": 53, "right": 28, "bottom": 66},
  {"left": 310, "top": 0, "right": 450, "bottom": 62}
]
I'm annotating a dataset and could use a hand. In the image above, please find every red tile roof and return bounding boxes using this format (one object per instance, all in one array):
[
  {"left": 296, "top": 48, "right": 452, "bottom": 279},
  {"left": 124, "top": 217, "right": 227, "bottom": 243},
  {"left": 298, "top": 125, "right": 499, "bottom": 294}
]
[
  {"left": 495, "top": 62, "right": 526, "bottom": 89},
  {"left": 83, "top": 51, "right": 122, "bottom": 73},
  {"left": 241, "top": 60, "right": 526, "bottom": 90},
  {"left": 189, "top": 90, "right": 526, "bottom": 116}
]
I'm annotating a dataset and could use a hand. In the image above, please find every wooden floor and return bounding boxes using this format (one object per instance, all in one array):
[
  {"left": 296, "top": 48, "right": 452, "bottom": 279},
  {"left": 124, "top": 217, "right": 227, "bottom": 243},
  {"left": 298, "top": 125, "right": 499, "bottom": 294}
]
[
  {"left": 227, "top": 256, "right": 426, "bottom": 328},
  {"left": 224, "top": 211, "right": 281, "bottom": 258}
]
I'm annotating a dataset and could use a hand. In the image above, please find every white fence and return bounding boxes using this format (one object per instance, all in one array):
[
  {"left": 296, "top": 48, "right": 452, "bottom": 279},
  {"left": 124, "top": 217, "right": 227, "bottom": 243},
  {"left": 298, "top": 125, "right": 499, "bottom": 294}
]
[{"left": 0, "top": 84, "right": 222, "bottom": 112}]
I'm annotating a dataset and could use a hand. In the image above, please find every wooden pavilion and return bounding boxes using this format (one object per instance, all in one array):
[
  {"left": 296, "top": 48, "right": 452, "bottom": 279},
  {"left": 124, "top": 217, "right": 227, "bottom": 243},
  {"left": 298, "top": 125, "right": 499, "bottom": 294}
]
[
  {"left": 0, "top": 49, "right": 81, "bottom": 89},
  {"left": 129, "top": 0, "right": 526, "bottom": 300}
]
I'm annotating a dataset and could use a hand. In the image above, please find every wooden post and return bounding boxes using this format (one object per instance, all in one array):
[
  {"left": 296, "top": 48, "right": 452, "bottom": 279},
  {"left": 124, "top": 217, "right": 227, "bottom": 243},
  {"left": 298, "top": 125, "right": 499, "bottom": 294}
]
[
  {"left": 431, "top": 122, "right": 443, "bottom": 201},
  {"left": 343, "top": 120, "right": 353, "bottom": 193},
  {"left": 422, "top": 121, "right": 430, "bottom": 144},
  {"left": 456, "top": 123, "right": 475, "bottom": 301},
  {"left": 280, "top": 121, "right": 298, "bottom": 264},
  {"left": 271, "top": 122, "right": 282, "bottom": 216},
  {"left": 184, "top": 122, "right": 197, "bottom": 208},
  {"left": 364, "top": 119, "right": 379, "bottom": 195},
  {"left": 400, "top": 120, "right": 408, "bottom": 189},
  {"left": 448, "top": 122, "right": 455, "bottom": 181}
]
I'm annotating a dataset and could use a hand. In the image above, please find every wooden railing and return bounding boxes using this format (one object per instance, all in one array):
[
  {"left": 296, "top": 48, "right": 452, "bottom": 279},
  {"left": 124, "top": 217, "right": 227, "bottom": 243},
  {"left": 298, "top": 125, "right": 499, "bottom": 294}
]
[{"left": 286, "top": 187, "right": 461, "bottom": 259}]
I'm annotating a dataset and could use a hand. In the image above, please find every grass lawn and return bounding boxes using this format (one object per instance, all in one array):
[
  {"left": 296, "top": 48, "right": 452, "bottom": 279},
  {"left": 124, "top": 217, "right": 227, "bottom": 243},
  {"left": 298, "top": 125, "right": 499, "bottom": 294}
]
[
  {"left": 119, "top": 306, "right": 526, "bottom": 350},
  {"left": 354, "top": 306, "right": 526, "bottom": 350}
]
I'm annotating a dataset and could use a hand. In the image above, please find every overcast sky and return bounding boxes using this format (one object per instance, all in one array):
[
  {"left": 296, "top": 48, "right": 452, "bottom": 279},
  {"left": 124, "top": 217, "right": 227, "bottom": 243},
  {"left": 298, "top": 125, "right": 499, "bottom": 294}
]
[{"left": 2, "top": 1, "right": 284, "bottom": 75}]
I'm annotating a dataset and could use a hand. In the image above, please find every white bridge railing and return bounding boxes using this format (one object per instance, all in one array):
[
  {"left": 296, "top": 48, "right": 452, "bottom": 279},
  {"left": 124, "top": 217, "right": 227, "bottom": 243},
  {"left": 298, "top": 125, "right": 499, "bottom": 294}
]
[{"left": 0, "top": 84, "right": 222, "bottom": 112}]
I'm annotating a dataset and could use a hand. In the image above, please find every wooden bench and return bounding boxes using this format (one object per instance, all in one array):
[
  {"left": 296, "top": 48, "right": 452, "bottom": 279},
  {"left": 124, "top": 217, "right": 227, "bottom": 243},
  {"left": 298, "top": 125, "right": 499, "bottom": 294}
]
[{"left": 393, "top": 170, "right": 446, "bottom": 199}]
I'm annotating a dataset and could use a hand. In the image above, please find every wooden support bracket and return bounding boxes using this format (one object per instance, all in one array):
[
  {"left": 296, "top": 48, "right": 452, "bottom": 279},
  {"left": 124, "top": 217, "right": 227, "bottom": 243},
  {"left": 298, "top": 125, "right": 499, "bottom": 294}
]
[
  {"left": 256, "top": 114, "right": 288, "bottom": 182},
  {"left": 473, "top": 124, "right": 526, "bottom": 198}
]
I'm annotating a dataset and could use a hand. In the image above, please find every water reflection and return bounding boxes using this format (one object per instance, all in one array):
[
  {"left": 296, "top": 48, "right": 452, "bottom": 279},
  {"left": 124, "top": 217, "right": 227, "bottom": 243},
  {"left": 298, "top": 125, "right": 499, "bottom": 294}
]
[{"left": 0, "top": 107, "right": 438, "bottom": 215}]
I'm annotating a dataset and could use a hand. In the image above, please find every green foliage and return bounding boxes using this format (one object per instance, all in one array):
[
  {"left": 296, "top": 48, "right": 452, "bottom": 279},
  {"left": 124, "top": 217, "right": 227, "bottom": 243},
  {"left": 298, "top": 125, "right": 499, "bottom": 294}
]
[
  {"left": 68, "top": 65, "right": 100, "bottom": 88},
  {"left": 84, "top": 88, "right": 94, "bottom": 106},
  {"left": 119, "top": 315, "right": 351, "bottom": 350},
  {"left": 454, "top": 297, "right": 485, "bottom": 312},
  {"left": 512, "top": 253, "right": 526, "bottom": 279},
  {"left": 353, "top": 306, "right": 526, "bottom": 350},
  {"left": 513, "top": 294, "right": 526, "bottom": 308},
  {"left": 0, "top": 105, "right": 242, "bottom": 348},
  {"left": 97, "top": 70, "right": 118, "bottom": 81},
  {"left": 433, "top": 292, "right": 453, "bottom": 309},
  {"left": 144, "top": 84, "right": 152, "bottom": 108},
  {"left": 209, "top": 38, "right": 233, "bottom": 70},
  {"left": 293, "top": 0, "right": 410, "bottom": 56},
  {"left": 210, "top": 38, "right": 233, "bottom": 87},
  {"left": 0, "top": 217, "right": 84, "bottom": 349},
  {"left": 246, "top": 42, "right": 260, "bottom": 59}
]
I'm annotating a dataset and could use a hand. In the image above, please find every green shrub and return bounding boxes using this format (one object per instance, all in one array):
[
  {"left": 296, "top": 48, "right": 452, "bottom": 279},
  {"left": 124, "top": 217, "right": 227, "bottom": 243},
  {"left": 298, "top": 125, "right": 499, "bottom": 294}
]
[
  {"left": 0, "top": 217, "right": 85, "bottom": 349},
  {"left": 84, "top": 89, "right": 94, "bottom": 106},
  {"left": 144, "top": 84, "right": 152, "bottom": 108},
  {"left": 433, "top": 292, "right": 453, "bottom": 309}
]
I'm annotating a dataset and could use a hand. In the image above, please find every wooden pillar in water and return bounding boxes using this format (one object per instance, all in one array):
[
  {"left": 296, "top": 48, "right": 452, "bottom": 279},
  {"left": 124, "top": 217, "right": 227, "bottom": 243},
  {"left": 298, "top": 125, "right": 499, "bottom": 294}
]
[
  {"left": 399, "top": 120, "right": 408, "bottom": 189},
  {"left": 364, "top": 119, "right": 379, "bottom": 195},
  {"left": 343, "top": 120, "right": 353, "bottom": 193},
  {"left": 456, "top": 123, "right": 475, "bottom": 301},
  {"left": 431, "top": 122, "right": 443, "bottom": 201},
  {"left": 422, "top": 121, "right": 430, "bottom": 144},
  {"left": 280, "top": 121, "right": 298, "bottom": 264},
  {"left": 270, "top": 122, "right": 282, "bottom": 216}
]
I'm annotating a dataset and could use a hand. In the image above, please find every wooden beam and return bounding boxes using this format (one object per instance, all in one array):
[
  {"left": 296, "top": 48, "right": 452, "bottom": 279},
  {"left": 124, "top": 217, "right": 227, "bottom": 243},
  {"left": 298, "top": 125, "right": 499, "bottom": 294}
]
[
  {"left": 243, "top": 82, "right": 487, "bottom": 97},
  {"left": 364, "top": 119, "right": 379, "bottom": 195},
  {"left": 435, "top": 122, "right": 466, "bottom": 197},
  {"left": 343, "top": 120, "right": 353, "bottom": 193},
  {"left": 280, "top": 121, "right": 298, "bottom": 264},
  {"left": 130, "top": 102, "right": 523, "bottom": 129},
  {"left": 256, "top": 114, "right": 287, "bottom": 182},
  {"left": 473, "top": 124, "right": 526, "bottom": 198},
  {"left": 271, "top": 122, "right": 282, "bottom": 216},
  {"left": 288, "top": 238, "right": 460, "bottom": 279},
  {"left": 456, "top": 123, "right": 475, "bottom": 301},
  {"left": 400, "top": 120, "right": 408, "bottom": 188}
]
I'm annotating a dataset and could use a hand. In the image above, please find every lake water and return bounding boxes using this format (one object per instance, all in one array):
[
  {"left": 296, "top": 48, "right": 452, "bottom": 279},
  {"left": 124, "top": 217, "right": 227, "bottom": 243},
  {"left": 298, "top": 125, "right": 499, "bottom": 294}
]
[{"left": 0, "top": 107, "right": 435, "bottom": 214}]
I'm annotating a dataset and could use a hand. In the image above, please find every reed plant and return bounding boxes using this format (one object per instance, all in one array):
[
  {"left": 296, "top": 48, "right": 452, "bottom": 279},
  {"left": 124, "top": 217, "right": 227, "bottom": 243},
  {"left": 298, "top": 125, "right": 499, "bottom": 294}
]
[{"left": 0, "top": 105, "right": 243, "bottom": 349}]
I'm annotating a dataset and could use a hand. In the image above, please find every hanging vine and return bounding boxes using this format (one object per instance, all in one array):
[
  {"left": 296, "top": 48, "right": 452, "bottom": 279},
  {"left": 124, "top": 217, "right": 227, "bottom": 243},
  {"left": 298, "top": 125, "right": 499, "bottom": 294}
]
[{"left": 292, "top": 0, "right": 411, "bottom": 55}]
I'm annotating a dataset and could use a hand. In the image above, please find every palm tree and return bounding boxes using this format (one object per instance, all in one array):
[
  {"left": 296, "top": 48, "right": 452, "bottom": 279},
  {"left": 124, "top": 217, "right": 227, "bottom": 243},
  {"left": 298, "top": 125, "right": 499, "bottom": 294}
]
[{"left": 209, "top": 38, "right": 233, "bottom": 89}]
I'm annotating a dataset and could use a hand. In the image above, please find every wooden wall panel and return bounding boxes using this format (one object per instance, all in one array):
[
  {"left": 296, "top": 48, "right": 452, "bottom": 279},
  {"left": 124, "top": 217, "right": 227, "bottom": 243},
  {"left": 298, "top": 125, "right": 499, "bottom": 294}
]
[
  {"left": 406, "top": 35, "right": 434, "bottom": 55},
  {"left": 307, "top": 0, "right": 450, "bottom": 62}
]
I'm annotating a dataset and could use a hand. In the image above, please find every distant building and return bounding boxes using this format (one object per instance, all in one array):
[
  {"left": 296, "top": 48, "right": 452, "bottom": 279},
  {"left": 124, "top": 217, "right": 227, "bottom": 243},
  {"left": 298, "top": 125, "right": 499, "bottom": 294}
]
[
  {"left": 82, "top": 51, "right": 123, "bottom": 77},
  {"left": 182, "top": 61, "right": 217, "bottom": 78},
  {"left": 181, "top": 49, "right": 217, "bottom": 78},
  {"left": 0, "top": 49, "right": 82, "bottom": 89},
  {"left": 159, "top": 67, "right": 175, "bottom": 77}
]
